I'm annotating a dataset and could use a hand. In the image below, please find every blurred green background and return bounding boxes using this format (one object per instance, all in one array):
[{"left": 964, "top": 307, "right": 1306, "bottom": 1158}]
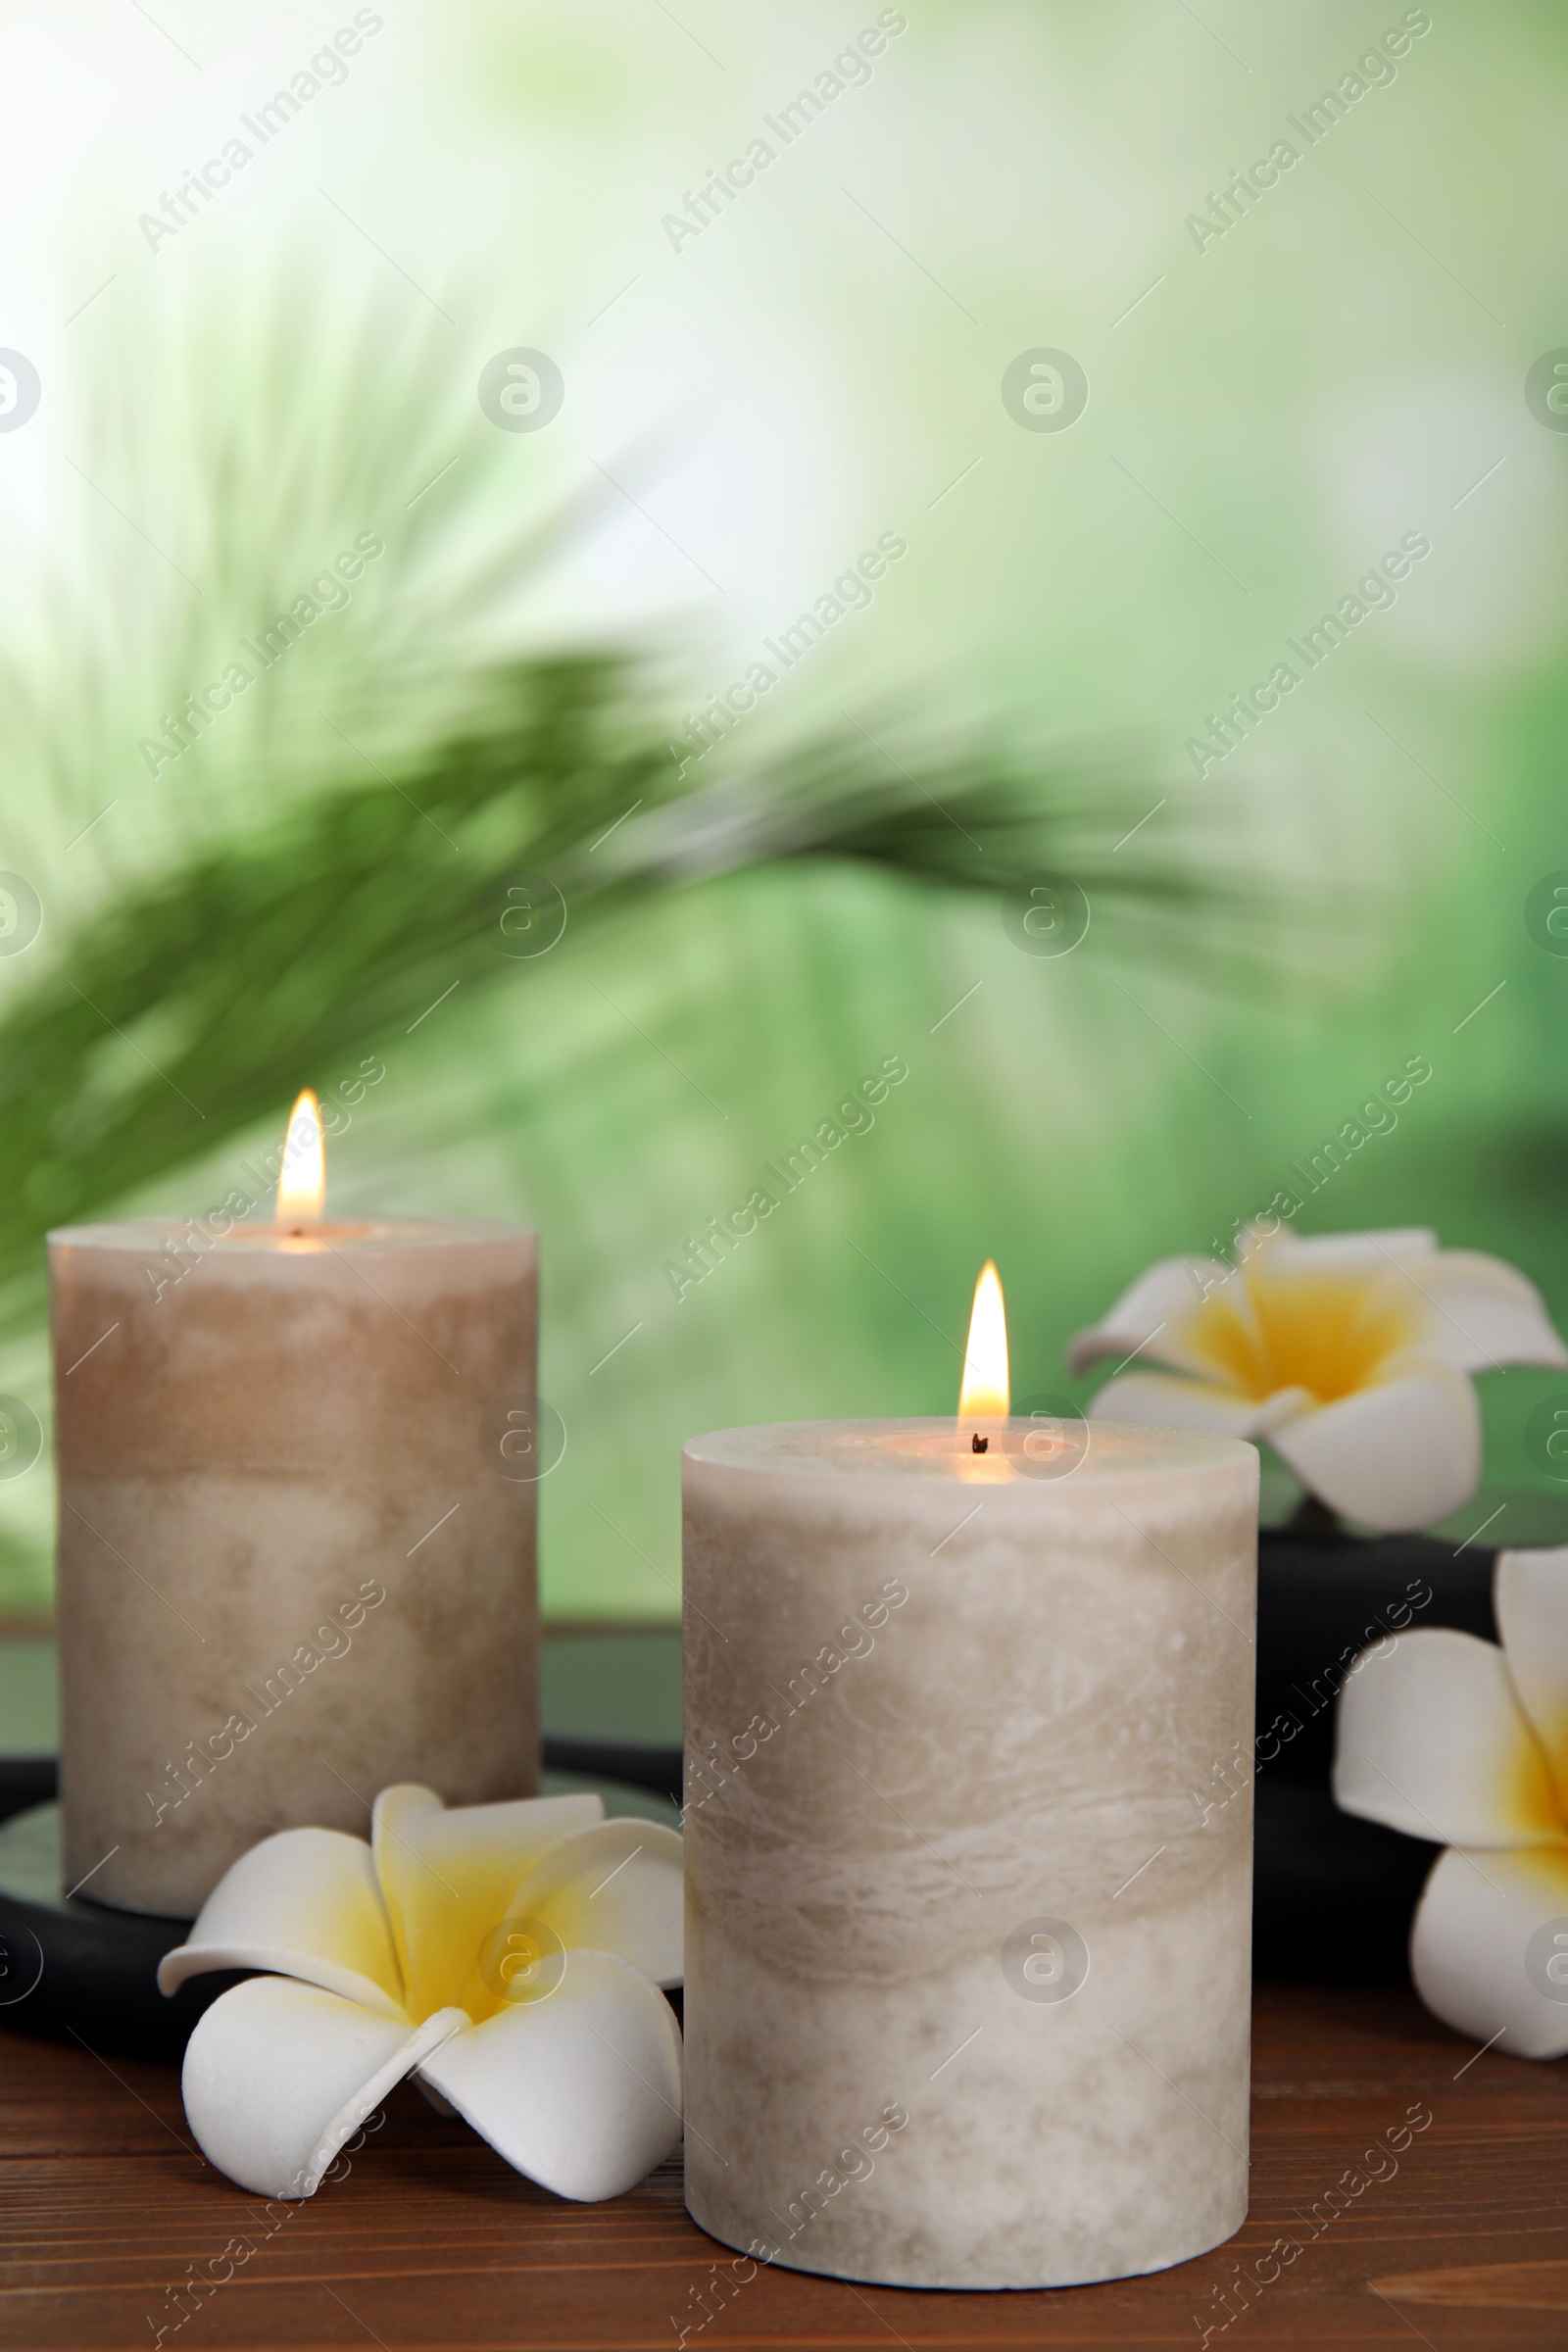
[{"left": 1, "top": 0, "right": 1565, "bottom": 1622}]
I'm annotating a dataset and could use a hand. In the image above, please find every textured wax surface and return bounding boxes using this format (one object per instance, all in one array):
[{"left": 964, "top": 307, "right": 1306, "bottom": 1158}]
[
  {"left": 50, "top": 1226, "right": 538, "bottom": 1916},
  {"left": 51, "top": 1218, "right": 523, "bottom": 1252},
  {"left": 684, "top": 1415, "right": 1236, "bottom": 1480},
  {"left": 682, "top": 1426, "right": 1257, "bottom": 2289}
]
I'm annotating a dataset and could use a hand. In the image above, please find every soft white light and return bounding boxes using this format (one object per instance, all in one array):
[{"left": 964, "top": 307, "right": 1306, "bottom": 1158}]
[
  {"left": 276, "top": 1090, "right": 325, "bottom": 1221},
  {"left": 959, "top": 1260, "right": 1009, "bottom": 1423}
]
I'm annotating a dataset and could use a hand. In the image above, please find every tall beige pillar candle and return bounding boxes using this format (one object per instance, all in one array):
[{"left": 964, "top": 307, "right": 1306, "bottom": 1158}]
[
  {"left": 682, "top": 1417, "right": 1257, "bottom": 2290},
  {"left": 50, "top": 1215, "right": 539, "bottom": 1917}
]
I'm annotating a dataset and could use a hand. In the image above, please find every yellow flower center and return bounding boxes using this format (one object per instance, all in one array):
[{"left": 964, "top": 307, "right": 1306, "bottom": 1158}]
[
  {"left": 1190, "top": 1270, "right": 1416, "bottom": 1405},
  {"left": 1501, "top": 1713, "right": 1568, "bottom": 1843}
]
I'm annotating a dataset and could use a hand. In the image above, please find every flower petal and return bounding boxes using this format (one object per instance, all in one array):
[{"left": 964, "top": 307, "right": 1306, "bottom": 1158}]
[
  {"left": 1334, "top": 1628, "right": 1565, "bottom": 1849},
  {"left": 1065, "top": 1256, "right": 1239, "bottom": 1380},
  {"left": 488, "top": 1820, "right": 684, "bottom": 1998},
  {"left": 1086, "top": 1368, "right": 1276, "bottom": 1437},
  {"left": 1381, "top": 1250, "right": 1568, "bottom": 1375},
  {"left": 418, "top": 1949, "right": 682, "bottom": 2201},
  {"left": 1247, "top": 1227, "right": 1437, "bottom": 1277},
  {"left": 157, "top": 1828, "right": 406, "bottom": 2017},
  {"left": 1495, "top": 1547, "right": 1568, "bottom": 1813},
  {"left": 373, "top": 1785, "right": 604, "bottom": 2023},
  {"left": 1411, "top": 1844, "right": 1568, "bottom": 2059},
  {"left": 180, "top": 1976, "right": 466, "bottom": 2197},
  {"left": 1267, "top": 1362, "right": 1481, "bottom": 1532}
]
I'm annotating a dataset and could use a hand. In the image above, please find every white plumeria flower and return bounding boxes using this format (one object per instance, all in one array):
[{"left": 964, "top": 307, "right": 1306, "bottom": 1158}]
[
  {"left": 1067, "top": 1226, "right": 1567, "bottom": 1531},
  {"left": 1334, "top": 1547, "right": 1568, "bottom": 2057},
  {"left": 158, "top": 1784, "right": 684, "bottom": 2202}
]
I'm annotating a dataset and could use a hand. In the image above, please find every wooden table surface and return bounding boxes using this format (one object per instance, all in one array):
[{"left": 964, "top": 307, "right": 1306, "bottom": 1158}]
[{"left": 2, "top": 1984, "right": 1565, "bottom": 2350}]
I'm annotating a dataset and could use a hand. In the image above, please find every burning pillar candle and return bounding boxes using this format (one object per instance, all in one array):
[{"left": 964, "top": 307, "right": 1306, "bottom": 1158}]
[
  {"left": 682, "top": 1263, "right": 1257, "bottom": 2290},
  {"left": 50, "top": 1092, "right": 541, "bottom": 1918}
]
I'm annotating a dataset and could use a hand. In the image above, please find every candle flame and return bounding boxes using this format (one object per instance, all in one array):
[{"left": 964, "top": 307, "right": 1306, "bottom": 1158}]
[
  {"left": 958, "top": 1260, "right": 1009, "bottom": 1423},
  {"left": 277, "top": 1089, "right": 325, "bottom": 1221}
]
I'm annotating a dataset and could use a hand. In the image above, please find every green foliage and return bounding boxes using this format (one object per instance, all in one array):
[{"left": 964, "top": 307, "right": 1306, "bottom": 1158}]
[{"left": 0, "top": 646, "right": 1285, "bottom": 1346}]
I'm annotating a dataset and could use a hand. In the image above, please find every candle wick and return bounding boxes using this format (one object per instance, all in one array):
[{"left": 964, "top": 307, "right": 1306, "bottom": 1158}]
[{"left": 971, "top": 1433, "right": 988, "bottom": 1453}]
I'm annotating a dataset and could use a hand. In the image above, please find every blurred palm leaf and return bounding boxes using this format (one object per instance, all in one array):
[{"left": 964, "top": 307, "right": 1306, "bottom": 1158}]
[{"left": 0, "top": 645, "right": 1293, "bottom": 1342}]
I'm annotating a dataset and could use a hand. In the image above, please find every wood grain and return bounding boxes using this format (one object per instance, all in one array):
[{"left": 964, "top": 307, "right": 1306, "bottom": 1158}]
[
  {"left": 2, "top": 1984, "right": 1565, "bottom": 2348},
  {"left": 1371, "top": 2261, "right": 1568, "bottom": 2309}
]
